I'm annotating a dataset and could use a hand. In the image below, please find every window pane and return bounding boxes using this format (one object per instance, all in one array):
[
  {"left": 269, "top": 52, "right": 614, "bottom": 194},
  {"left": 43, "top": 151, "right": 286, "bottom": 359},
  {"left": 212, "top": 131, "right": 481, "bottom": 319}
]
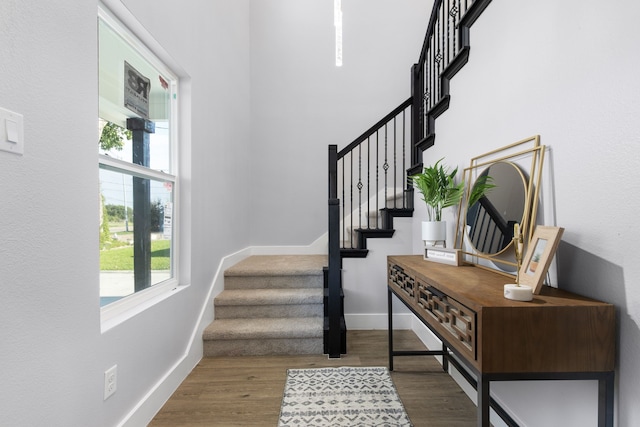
[
  {"left": 98, "top": 119, "right": 171, "bottom": 172},
  {"left": 98, "top": 17, "right": 173, "bottom": 173},
  {"left": 99, "top": 167, "right": 173, "bottom": 306}
]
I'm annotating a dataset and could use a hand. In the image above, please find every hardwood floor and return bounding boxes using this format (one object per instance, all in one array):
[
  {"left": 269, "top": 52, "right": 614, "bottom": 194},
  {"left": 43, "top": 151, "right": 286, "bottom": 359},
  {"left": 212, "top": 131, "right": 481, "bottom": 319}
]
[{"left": 150, "top": 330, "right": 476, "bottom": 426}]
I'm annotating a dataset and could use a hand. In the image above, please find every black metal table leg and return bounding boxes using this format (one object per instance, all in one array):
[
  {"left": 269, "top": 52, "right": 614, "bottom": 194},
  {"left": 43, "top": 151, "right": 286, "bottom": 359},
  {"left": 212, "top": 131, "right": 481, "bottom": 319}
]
[
  {"left": 388, "top": 288, "right": 394, "bottom": 371},
  {"left": 598, "top": 371, "right": 615, "bottom": 427},
  {"left": 477, "top": 374, "right": 490, "bottom": 427},
  {"left": 442, "top": 343, "right": 448, "bottom": 372}
]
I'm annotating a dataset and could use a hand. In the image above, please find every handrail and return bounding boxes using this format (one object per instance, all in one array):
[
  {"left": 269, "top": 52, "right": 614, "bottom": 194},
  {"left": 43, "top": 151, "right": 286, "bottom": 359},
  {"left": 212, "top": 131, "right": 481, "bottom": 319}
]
[
  {"left": 418, "top": 0, "right": 444, "bottom": 65},
  {"left": 338, "top": 97, "right": 412, "bottom": 159}
]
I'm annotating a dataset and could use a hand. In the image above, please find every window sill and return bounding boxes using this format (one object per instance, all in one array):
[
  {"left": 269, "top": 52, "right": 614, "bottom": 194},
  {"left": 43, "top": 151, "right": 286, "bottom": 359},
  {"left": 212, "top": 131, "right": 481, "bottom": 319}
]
[{"left": 100, "top": 280, "right": 188, "bottom": 333}]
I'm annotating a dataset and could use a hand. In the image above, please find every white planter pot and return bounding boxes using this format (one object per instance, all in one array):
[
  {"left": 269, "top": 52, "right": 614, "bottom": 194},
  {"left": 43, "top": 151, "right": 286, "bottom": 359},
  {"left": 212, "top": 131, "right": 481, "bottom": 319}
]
[{"left": 422, "top": 221, "right": 446, "bottom": 246}]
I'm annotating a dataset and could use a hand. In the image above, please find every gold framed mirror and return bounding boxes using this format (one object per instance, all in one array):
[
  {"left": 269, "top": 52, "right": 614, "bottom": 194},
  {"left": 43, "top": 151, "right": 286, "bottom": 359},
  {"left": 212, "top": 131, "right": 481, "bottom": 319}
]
[{"left": 454, "top": 135, "right": 545, "bottom": 276}]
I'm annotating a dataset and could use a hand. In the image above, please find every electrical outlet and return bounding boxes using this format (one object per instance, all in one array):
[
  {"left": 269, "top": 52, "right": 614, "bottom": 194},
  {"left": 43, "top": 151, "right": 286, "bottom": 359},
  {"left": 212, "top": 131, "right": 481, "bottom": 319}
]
[{"left": 104, "top": 365, "right": 117, "bottom": 400}]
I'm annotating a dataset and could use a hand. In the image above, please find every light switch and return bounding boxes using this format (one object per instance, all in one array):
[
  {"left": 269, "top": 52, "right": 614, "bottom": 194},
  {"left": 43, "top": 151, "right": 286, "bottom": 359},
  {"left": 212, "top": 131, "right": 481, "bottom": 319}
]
[
  {"left": 6, "top": 119, "right": 19, "bottom": 143},
  {"left": 0, "top": 107, "right": 24, "bottom": 155}
]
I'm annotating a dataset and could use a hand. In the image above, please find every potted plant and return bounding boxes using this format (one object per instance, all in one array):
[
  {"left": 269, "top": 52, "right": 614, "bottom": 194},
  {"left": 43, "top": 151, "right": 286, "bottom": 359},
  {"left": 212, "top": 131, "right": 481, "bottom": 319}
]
[
  {"left": 412, "top": 159, "right": 464, "bottom": 246},
  {"left": 412, "top": 158, "right": 494, "bottom": 246}
]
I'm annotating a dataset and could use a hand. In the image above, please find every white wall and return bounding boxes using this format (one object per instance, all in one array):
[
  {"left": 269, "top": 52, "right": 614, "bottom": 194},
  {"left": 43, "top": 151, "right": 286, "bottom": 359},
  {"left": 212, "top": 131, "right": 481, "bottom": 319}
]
[
  {"left": 410, "top": 1, "right": 640, "bottom": 425},
  {"left": 249, "top": 0, "right": 431, "bottom": 245},
  {"left": 0, "top": 2, "right": 101, "bottom": 424},
  {"left": 0, "top": 0, "right": 251, "bottom": 425}
]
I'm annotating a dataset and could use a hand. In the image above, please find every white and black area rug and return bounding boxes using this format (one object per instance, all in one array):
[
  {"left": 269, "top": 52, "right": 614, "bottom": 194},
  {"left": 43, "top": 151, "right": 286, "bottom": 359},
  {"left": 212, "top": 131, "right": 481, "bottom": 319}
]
[{"left": 278, "top": 366, "right": 413, "bottom": 427}]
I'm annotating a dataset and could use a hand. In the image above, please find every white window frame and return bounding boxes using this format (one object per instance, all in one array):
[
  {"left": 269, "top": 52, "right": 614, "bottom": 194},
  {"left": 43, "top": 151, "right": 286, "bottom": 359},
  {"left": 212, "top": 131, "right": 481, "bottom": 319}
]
[{"left": 98, "top": 3, "right": 183, "bottom": 330}]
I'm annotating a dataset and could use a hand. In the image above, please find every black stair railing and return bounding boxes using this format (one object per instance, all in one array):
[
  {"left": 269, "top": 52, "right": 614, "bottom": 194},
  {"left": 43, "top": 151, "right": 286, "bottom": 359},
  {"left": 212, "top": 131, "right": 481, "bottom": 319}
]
[
  {"left": 337, "top": 98, "right": 414, "bottom": 253},
  {"left": 326, "top": 100, "right": 413, "bottom": 358},
  {"left": 326, "top": 0, "right": 493, "bottom": 358},
  {"left": 410, "top": 0, "right": 492, "bottom": 173}
]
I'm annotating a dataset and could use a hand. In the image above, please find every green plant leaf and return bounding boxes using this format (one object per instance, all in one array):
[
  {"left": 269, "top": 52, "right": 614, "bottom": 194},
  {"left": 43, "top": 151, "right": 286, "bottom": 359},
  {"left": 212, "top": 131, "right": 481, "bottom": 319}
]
[
  {"left": 411, "top": 158, "right": 465, "bottom": 221},
  {"left": 468, "top": 175, "right": 496, "bottom": 208}
]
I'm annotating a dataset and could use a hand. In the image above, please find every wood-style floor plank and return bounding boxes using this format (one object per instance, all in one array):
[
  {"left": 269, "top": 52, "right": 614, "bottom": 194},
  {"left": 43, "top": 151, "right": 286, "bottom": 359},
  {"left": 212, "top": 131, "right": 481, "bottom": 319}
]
[{"left": 150, "top": 330, "right": 476, "bottom": 426}]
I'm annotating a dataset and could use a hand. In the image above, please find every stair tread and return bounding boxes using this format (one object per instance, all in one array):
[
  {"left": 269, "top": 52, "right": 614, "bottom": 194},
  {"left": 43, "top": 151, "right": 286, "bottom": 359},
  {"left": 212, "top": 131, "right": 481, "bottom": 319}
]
[
  {"left": 204, "top": 317, "right": 323, "bottom": 340},
  {"left": 215, "top": 288, "right": 323, "bottom": 306},
  {"left": 381, "top": 207, "right": 414, "bottom": 213},
  {"left": 340, "top": 248, "right": 369, "bottom": 258},
  {"left": 224, "top": 255, "right": 327, "bottom": 277}
]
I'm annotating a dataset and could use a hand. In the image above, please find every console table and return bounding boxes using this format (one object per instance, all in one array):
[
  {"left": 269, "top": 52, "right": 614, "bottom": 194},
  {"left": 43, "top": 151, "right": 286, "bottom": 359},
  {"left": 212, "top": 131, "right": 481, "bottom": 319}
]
[{"left": 387, "top": 255, "right": 615, "bottom": 427}]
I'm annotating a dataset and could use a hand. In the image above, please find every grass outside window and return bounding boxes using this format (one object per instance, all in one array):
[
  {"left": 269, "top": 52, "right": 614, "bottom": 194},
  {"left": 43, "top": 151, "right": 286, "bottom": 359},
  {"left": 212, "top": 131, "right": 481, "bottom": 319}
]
[{"left": 100, "top": 239, "right": 170, "bottom": 271}]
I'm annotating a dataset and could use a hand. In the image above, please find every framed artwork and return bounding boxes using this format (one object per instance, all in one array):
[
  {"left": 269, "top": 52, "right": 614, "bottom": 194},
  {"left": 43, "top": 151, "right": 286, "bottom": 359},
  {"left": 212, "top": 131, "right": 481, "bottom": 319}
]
[{"left": 519, "top": 226, "right": 564, "bottom": 294}]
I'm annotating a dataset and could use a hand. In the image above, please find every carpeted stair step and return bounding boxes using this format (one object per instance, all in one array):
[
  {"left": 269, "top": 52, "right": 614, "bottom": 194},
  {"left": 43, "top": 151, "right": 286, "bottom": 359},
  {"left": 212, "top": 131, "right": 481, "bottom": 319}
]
[
  {"left": 224, "top": 255, "right": 326, "bottom": 290},
  {"left": 203, "top": 317, "right": 323, "bottom": 356},
  {"left": 214, "top": 288, "right": 323, "bottom": 319}
]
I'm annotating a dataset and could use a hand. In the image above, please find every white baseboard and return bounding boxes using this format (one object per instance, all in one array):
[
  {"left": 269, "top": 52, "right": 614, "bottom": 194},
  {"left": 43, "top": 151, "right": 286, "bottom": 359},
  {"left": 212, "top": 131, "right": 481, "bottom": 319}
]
[
  {"left": 121, "top": 239, "right": 331, "bottom": 425},
  {"left": 120, "top": 349, "right": 200, "bottom": 427},
  {"left": 345, "top": 313, "right": 414, "bottom": 330},
  {"left": 120, "top": 247, "right": 252, "bottom": 427}
]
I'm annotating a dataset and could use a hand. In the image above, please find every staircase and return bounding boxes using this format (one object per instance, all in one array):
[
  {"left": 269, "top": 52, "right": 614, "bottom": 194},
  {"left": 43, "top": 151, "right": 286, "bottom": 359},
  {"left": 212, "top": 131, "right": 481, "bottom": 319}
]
[
  {"left": 203, "top": 0, "right": 494, "bottom": 359},
  {"left": 203, "top": 255, "right": 326, "bottom": 356}
]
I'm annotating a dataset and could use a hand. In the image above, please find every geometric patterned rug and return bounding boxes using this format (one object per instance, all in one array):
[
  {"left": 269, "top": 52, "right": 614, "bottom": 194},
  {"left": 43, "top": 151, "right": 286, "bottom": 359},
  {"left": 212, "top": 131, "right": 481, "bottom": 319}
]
[{"left": 278, "top": 366, "right": 413, "bottom": 426}]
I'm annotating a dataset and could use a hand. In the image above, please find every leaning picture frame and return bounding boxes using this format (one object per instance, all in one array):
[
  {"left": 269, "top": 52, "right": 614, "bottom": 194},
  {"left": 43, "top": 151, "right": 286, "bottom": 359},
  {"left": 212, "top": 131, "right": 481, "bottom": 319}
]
[{"left": 519, "top": 226, "right": 564, "bottom": 294}]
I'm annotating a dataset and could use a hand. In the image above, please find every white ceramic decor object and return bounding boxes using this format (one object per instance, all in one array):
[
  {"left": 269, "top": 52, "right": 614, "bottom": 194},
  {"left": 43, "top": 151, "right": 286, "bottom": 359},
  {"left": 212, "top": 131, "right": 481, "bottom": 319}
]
[{"left": 504, "top": 284, "right": 533, "bottom": 301}]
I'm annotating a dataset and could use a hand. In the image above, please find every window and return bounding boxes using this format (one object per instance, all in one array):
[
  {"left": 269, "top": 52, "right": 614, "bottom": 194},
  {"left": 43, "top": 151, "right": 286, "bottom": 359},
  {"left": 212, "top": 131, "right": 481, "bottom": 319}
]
[{"left": 98, "top": 7, "right": 178, "bottom": 308}]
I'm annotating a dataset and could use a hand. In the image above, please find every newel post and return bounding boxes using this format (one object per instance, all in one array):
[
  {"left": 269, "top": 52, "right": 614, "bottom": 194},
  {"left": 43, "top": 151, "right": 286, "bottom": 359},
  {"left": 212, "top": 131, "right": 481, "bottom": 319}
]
[
  {"left": 327, "top": 145, "right": 342, "bottom": 358},
  {"left": 410, "top": 63, "right": 424, "bottom": 169}
]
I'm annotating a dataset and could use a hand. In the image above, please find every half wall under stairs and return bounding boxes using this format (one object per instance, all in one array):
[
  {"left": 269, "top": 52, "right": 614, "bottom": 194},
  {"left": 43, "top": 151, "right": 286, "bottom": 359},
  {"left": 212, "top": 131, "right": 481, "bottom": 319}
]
[{"left": 203, "top": 255, "right": 327, "bottom": 356}]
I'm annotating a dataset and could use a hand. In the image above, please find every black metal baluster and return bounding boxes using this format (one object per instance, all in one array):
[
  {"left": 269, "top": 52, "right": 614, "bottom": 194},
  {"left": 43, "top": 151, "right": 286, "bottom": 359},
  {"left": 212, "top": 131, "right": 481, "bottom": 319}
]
[
  {"left": 446, "top": 0, "right": 451, "bottom": 66},
  {"left": 455, "top": 0, "right": 462, "bottom": 53},
  {"left": 402, "top": 109, "right": 407, "bottom": 208},
  {"left": 424, "top": 35, "right": 436, "bottom": 113},
  {"left": 426, "top": 55, "right": 430, "bottom": 133},
  {"left": 438, "top": 3, "right": 443, "bottom": 100},
  {"left": 383, "top": 123, "right": 389, "bottom": 217},
  {"left": 393, "top": 116, "right": 397, "bottom": 209},
  {"left": 367, "top": 135, "right": 371, "bottom": 231},
  {"left": 431, "top": 33, "right": 437, "bottom": 109},
  {"left": 358, "top": 144, "right": 363, "bottom": 229},
  {"left": 423, "top": 56, "right": 428, "bottom": 135},
  {"left": 449, "top": 0, "right": 455, "bottom": 61},
  {"left": 375, "top": 130, "right": 380, "bottom": 229},
  {"left": 350, "top": 152, "right": 354, "bottom": 247},
  {"left": 423, "top": 62, "right": 428, "bottom": 137},
  {"left": 436, "top": 12, "right": 440, "bottom": 102}
]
